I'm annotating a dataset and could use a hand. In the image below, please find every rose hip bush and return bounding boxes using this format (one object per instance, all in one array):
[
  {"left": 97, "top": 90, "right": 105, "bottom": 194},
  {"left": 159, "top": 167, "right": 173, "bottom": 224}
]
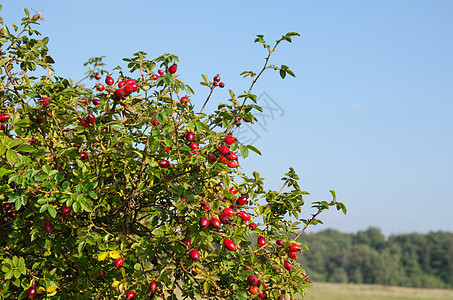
[{"left": 0, "top": 7, "right": 346, "bottom": 300}]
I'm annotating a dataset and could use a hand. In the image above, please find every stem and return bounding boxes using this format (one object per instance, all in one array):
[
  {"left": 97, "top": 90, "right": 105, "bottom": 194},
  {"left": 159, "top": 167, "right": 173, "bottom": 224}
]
[{"left": 200, "top": 85, "right": 215, "bottom": 113}]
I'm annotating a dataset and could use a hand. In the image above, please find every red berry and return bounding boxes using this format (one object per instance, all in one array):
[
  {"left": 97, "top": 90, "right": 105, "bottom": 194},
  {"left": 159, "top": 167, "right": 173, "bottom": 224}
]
[
  {"left": 249, "top": 286, "right": 259, "bottom": 295},
  {"left": 207, "top": 154, "right": 217, "bottom": 163},
  {"left": 289, "top": 243, "right": 301, "bottom": 252},
  {"left": 237, "top": 196, "right": 247, "bottom": 206},
  {"left": 152, "top": 118, "right": 159, "bottom": 126},
  {"left": 219, "top": 82, "right": 225, "bottom": 88},
  {"left": 126, "top": 290, "right": 135, "bottom": 299},
  {"left": 41, "top": 97, "right": 50, "bottom": 107},
  {"left": 219, "top": 214, "right": 230, "bottom": 224},
  {"left": 95, "top": 74, "right": 101, "bottom": 80},
  {"left": 27, "top": 285, "right": 36, "bottom": 298},
  {"left": 0, "top": 114, "right": 10, "bottom": 122},
  {"left": 258, "top": 236, "right": 266, "bottom": 247},
  {"left": 276, "top": 239, "right": 284, "bottom": 246},
  {"left": 124, "top": 79, "right": 135, "bottom": 86},
  {"left": 105, "top": 76, "right": 114, "bottom": 86},
  {"left": 115, "top": 89, "right": 125, "bottom": 98},
  {"left": 160, "top": 160, "right": 171, "bottom": 168},
  {"left": 199, "top": 217, "right": 209, "bottom": 229},
  {"left": 190, "top": 142, "right": 199, "bottom": 151},
  {"left": 165, "top": 147, "right": 170, "bottom": 153},
  {"left": 249, "top": 222, "right": 256, "bottom": 230},
  {"left": 189, "top": 249, "right": 200, "bottom": 261},
  {"left": 168, "top": 64, "right": 177, "bottom": 74},
  {"left": 186, "top": 131, "right": 195, "bottom": 141},
  {"left": 229, "top": 187, "right": 238, "bottom": 194},
  {"left": 223, "top": 207, "right": 236, "bottom": 217},
  {"left": 3, "top": 203, "right": 12, "bottom": 211},
  {"left": 87, "top": 114, "right": 96, "bottom": 124},
  {"left": 158, "top": 70, "right": 164, "bottom": 75},
  {"left": 80, "top": 98, "right": 88, "bottom": 104},
  {"left": 201, "top": 202, "right": 210, "bottom": 211},
  {"left": 239, "top": 211, "right": 250, "bottom": 221},
  {"left": 219, "top": 145, "right": 230, "bottom": 156},
  {"left": 96, "top": 83, "right": 105, "bottom": 91},
  {"left": 210, "top": 217, "right": 220, "bottom": 228},
  {"left": 227, "top": 160, "right": 238, "bottom": 168},
  {"left": 234, "top": 118, "right": 242, "bottom": 126},
  {"left": 131, "top": 83, "right": 138, "bottom": 92},
  {"left": 123, "top": 84, "right": 133, "bottom": 94},
  {"left": 180, "top": 96, "right": 188, "bottom": 104},
  {"left": 226, "top": 152, "right": 237, "bottom": 160},
  {"left": 224, "top": 239, "right": 236, "bottom": 251},
  {"left": 259, "top": 292, "right": 268, "bottom": 299},
  {"left": 62, "top": 206, "right": 72, "bottom": 217},
  {"left": 287, "top": 250, "right": 297, "bottom": 260},
  {"left": 118, "top": 80, "right": 126, "bottom": 88},
  {"left": 79, "top": 152, "right": 88, "bottom": 160},
  {"left": 213, "top": 74, "right": 220, "bottom": 82},
  {"left": 114, "top": 257, "right": 124, "bottom": 269},
  {"left": 150, "top": 280, "right": 157, "bottom": 292},
  {"left": 247, "top": 275, "right": 258, "bottom": 286},
  {"left": 182, "top": 238, "right": 191, "bottom": 248},
  {"left": 80, "top": 118, "right": 89, "bottom": 127},
  {"left": 244, "top": 118, "right": 251, "bottom": 122},
  {"left": 151, "top": 74, "right": 159, "bottom": 80},
  {"left": 219, "top": 155, "right": 229, "bottom": 165},
  {"left": 44, "top": 221, "right": 52, "bottom": 233},
  {"left": 224, "top": 135, "right": 235, "bottom": 145},
  {"left": 284, "top": 260, "right": 292, "bottom": 271}
]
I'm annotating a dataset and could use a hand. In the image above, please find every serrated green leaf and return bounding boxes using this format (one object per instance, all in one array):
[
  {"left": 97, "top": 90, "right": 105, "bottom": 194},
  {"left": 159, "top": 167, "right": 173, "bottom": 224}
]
[
  {"left": 6, "top": 149, "right": 17, "bottom": 165},
  {"left": 239, "top": 145, "right": 249, "bottom": 158},
  {"left": 16, "top": 144, "right": 35, "bottom": 153},
  {"left": 5, "top": 269, "right": 13, "bottom": 280}
]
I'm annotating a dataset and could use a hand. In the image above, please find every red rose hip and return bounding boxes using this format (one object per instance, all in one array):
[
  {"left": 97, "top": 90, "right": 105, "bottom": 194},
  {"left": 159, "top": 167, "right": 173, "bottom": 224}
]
[{"left": 224, "top": 239, "right": 236, "bottom": 251}]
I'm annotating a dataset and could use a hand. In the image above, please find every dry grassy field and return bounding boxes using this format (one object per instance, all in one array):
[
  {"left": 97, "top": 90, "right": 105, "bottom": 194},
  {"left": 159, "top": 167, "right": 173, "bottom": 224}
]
[{"left": 303, "top": 282, "right": 453, "bottom": 300}]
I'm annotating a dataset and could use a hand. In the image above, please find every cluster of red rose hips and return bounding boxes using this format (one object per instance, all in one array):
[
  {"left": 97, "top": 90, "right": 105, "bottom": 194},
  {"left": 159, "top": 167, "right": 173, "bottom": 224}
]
[
  {"left": 209, "top": 135, "right": 238, "bottom": 168},
  {"left": 212, "top": 74, "right": 225, "bottom": 88}
]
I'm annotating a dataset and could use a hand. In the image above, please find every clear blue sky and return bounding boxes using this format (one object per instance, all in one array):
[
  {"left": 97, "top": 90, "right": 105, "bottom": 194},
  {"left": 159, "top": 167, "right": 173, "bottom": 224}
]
[{"left": 3, "top": 1, "right": 453, "bottom": 236}]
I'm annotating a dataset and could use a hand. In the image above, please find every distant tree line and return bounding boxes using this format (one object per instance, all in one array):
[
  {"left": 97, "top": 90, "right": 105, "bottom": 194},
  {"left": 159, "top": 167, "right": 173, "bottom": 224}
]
[{"left": 296, "top": 227, "right": 453, "bottom": 289}]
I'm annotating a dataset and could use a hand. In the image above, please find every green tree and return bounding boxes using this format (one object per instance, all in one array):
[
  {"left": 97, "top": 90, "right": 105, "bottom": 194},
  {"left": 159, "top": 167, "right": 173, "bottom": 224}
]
[{"left": 0, "top": 7, "right": 346, "bottom": 300}]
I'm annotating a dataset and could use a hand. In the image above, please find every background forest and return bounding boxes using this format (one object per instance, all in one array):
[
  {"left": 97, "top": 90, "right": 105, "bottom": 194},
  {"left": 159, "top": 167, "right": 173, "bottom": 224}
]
[{"left": 297, "top": 228, "right": 453, "bottom": 289}]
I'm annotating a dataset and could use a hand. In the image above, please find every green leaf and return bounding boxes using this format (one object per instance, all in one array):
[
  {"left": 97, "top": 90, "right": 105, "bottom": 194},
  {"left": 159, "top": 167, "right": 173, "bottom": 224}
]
[
  {"left": 239, "top": 145, "right": 249, "bottom": 158},
  {"left": 0, "top": 57, "right": 11, "bottom": 67},
  {"left": 247, "top": 145, "right": 261, "bottom": 155},
  {"left": 16, "top": 144, "right": 35, "bottom": 153},
  {"left": 279, "top": 69, "right": 286, "bottom": 79},
  {"left": 39, "top": 204, "right": 49, "bottom": 213},
  {"left": 10, "top": 138, "right": 22, "bottom": 148},
  {"left": 78, "top": 241, "right": 86, "bottom": 253},
  {"left": 6, "top": 149, "right": 17, "bottom": 165},
  {"left": 5, "top": 269, "right": 13, "bottom": 280},
  {"left": 42, "top": 164, "right": 51, "bottom": 174},
  {"left": 12, "top": 256, "right": 19, "bottom": 267},
  {"left": 201, "top": 74, "right": 210, "bottom": 85},
  {"left": 48, "top": 206, "right": 57, "bottom": 218}
]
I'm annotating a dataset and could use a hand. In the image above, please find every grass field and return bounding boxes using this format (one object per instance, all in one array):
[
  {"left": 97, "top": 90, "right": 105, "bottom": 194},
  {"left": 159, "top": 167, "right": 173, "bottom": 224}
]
[{"left": 303, "top": 282, "right": 453, "bottom": 300}]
